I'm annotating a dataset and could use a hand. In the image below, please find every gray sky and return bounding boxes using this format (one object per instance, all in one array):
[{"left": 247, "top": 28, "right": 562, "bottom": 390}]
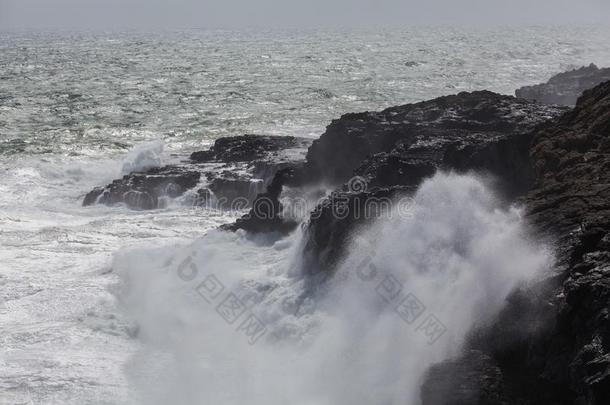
[{"left": 1, "top": 0, "right": 610, "bottom": 30}]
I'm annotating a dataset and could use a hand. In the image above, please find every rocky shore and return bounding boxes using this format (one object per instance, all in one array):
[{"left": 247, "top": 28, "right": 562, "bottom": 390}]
[
  {"left": 516, "top": 63, "right": 610, "bottom": 106},
  {"left": 84, "top": 72, "right": 610, "bottom": 404},
  {"left": 83, "top": 134, "right": 311, "bottom": 210},
  {"left": 419, "top": 80, "right": 610, "bottom": 405}
]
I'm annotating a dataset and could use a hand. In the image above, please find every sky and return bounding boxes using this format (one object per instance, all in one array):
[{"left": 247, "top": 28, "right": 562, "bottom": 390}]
[{"left": 1, "top": 0, "right": 610, "bottom": 30}]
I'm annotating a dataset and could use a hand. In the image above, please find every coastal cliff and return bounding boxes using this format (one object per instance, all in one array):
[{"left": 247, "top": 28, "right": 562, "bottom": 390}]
[
  {"left": 421, "top": 81, "right": 610, "bottom": 405},
  {"left": 297, "top": 91, "right": 564, "bottom": 273},
  {"left": 83, "top": 79, "right": 610, "bottom": 405}
]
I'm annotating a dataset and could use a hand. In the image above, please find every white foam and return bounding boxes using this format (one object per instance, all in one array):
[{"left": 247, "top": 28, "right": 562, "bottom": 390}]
[
  {"left": 114, "top": 172, "right": 552, "bottom": 405},
  {"left": 121, "top": 140, "right": 164, "bottom": 175}
]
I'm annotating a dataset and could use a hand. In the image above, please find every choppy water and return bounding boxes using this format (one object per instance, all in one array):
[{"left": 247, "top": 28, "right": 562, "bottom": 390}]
[
  {"left": 2, "top": 26, "right": 610, "bottom": 156},
  {"left": 0, "top": 26, "right": 609, "bottom": 404}
]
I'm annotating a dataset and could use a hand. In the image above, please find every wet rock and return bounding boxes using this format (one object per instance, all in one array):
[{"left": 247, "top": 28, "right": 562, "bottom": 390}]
[
  {"left": 189, "top": 134, "right": 310, "bottom": 163},
  {"left": 190, "top": 188, "right": 212, "bottom": 207},
  {"left": 215, "top": 93, "right": 563, "bottom": 237},
  {"left": 421, "top": 350, "right": 510, "bottom": 405},
  {"left": 82, "top": 166, "right": 200, "bottom": 210},
  {"left": 518, "top": 80, "right": 610, "bottom": 404},
  {"left": 223, "top": 167, "right": 298, "bottom": 235},
  {"left": 421, "top": 81, "right": 610, "bottom": 405},
  {"left": 516, "top": 64, "right": 610, "bottom": 106},
  {"left": 354, "top": 152, "right": 437, "bottom": 189},
  {"left": 191, "top": 135, "right": 311, "bottom": 207},
  {"left": 84, "top": 134, "right": 310, "bottom": 210},
  {"left": 300, "top": 91, "right": 565, "bottom": 272},
  {"left": 206, "top": 172, "right": 265, "bottom": 208},
  {"left": 302, "top": 186, "right": 409, "bottom": 274},
  {"left": 302, "top": 90, "right": 565, "bottom": 187}
]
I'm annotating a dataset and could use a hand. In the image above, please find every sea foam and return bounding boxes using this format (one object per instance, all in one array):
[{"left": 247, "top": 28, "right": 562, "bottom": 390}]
[{"left": 115, "top": 172, "right": 551, "bottom": 405}]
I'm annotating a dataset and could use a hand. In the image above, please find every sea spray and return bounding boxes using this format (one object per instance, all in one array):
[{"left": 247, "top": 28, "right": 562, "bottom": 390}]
[
  {"left": 308, "top": 172, "right": 552, "bottom": 404},
  {"left": 121, "top": 140, "right": 165, "bottom": 176},
  {"left": 114, "top": 172, "right": 552, "bottom": 405}
]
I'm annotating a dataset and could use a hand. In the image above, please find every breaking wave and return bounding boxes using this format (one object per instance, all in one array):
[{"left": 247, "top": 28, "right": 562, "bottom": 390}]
[{"left": 114, "top": 172, "right": 552, "bottom": 405}]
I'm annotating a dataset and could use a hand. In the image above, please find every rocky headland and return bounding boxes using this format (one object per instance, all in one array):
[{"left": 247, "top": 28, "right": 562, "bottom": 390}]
[
  {"left": 83, "top": 134, "right": 311, "bottom": 210},
  {"left": 84, "top": 71, "right": 610, "bottom": 404},
  {"left": 421, "top": 80, "right": 610, "bottom": 405},
  {"left": 516, "top": 63, "right": 610, "bottom": 106}
]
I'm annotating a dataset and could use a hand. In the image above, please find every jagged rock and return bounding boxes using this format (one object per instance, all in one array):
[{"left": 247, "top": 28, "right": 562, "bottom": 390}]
[
  {"left": 221, "top": 92, "right": 563, "bottom": 238},
  {"left": 516, "top": 80, "right": 610, "bottom": 404},
  {"left": 516, "top": 64, "right": 610, "bottom": 106},
  {"left": 190, "top": 134, "right": 310, "bottom": 163},
  {"left": 81, "top": 77, "right": 610, "bottom": 404},
  {"left": 421, "top": 81, "right": 610, "bottom": 405},
  {"left": 190, "top": 188, "right": 212, "bottom": 207},
  {"left": 421, "top": 350, "right": 510, "bottom": 405},
  {"left": 222, "top": 167, "right": 298, "bottom": 234},
  {"left": 302, "top": 186, "right": 409, "bottom": 274},
  {"left": 83, "top": 135, "right": 310, "bottom": 210},
  {"left": 354, "top": 152, "right": 437, "bottom": 189},
  {"left": 302, "top": 91, "right": 565, "bottom": 187},
  {"left": 190, "top": 135, "right": 310, "bottom": 207},
  {"left": 205, "top": 172, "right": 265, "bottom": 208},
  {"left": 82, "top": 166, "right": 200, "bottom": 210},
  {"left": 300, "top": 91, "right": 565, "bottom": 272}
]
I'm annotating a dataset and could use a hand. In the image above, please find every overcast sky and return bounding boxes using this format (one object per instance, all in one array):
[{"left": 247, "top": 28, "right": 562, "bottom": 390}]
[{"left": 1, "top": 0, "right": 610, "bottom": 30}]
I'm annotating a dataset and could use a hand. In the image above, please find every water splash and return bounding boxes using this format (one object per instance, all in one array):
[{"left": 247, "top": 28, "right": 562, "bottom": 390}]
[
  {"left": 121, "top": 140, "right": 165, "bottom": 175},
  {"left": 115, "top": 172, "right": 551, "bottom": 405}
]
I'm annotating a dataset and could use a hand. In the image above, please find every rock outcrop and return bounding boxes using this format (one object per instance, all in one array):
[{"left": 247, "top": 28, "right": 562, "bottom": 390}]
[
  {"left": 516, "top": 64, "right": 610, "bottom": 106},
  {"left": 83, "top": 135, "right": 310, "bottom": 210},
  {"left": 421, "top": 350, "right": 509, "bottom": 405},
  {"left": 222, "top": 167, "right": 299, "bottom": 235},
  {"left": 226, "top": 84, "right": 608, "bottom": 404},
  {"left": 302, "top": 91, "right": 564, "bottom": 188},
  {"left": 83, "top": 166, "right": 201, "bottom": 210},
  {"left": 298, "top": 91, "right": 565, "bottom": 272},
  {"left": 82, "top": 77, "right": 610, "bottom": 404},
  {"left": 421, "top": 81, "right": 610, "bottom": 405},
  {"left": 190, "top": 134, "right": 309, "bottom": 164}
]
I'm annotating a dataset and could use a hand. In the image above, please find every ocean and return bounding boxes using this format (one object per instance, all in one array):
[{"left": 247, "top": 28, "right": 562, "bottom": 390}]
[{"left": 1, "top": 26, "right": 609, "bottom": 404}]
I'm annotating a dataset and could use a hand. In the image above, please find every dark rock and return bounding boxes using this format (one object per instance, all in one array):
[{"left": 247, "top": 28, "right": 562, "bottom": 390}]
[
  {"left": 222, "top": 167, "right": 298, "bottom": 235},
  {"left": 421, "top": 81, "right": 610, "bottom": 405},
  {"left": 82, "top": 166, "right": 200, "bottom": 210},
  {"left": 189, "top": 150, "right": 215, "bottom": 162},
  {"left": 191, "top": 135, "right": 311, "bottom": 208},
  {"left": 203, "top": 161, "right": 301, "bottom": 208},
  {"left": 354, "top": 152, "right": 437, "bottom": 189},
  {"left": 191, "top": 188, "right": 212, "bottom": 206},
  {"left": 84, "top": 134, "right": 310, "bottom": 210},
  {"left": 518, "top": 80, "right": 610, "bottom": 404},
  {"left": 300, "top": 91, "right": 565, "bottom": 272},
  {"left": 526, "top": 80, "right": 610, "bottom": 236},
  {"left": 516, "top": 64, "right": 610, "bottom": 106},
  {"left": 302, "top": 186, "right": 409, "bottom": 274},
  {"left": 421, "top": 350, "right": 511, "bottom": 405},
  {"left": 214, "top": 93, "right": 562, "bottom": 237},
  {"left": 206, "top": 172, "right": 265, "bottom": 208},
  {"left": 189, "top": 134, "right": 310, "bottom": 163},
  {"left": 303, "top": 90, "right": 565, "bottom": 187}
]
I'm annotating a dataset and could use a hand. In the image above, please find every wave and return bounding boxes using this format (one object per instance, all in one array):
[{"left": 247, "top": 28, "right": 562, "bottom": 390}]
[
  {"left": 113, "top": 172, "right": 551, "bottom": 405},
  {"left": 121, "top": 140, "right": 165, "bottom": 175}
]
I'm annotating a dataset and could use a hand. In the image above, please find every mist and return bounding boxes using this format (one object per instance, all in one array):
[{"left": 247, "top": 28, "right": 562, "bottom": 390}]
[
  {"left": 113, "top": 172, "right": 552, "bottom": 405},
  {"left": 1, "top": 0, "right": 610, "bottom": 31}
]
